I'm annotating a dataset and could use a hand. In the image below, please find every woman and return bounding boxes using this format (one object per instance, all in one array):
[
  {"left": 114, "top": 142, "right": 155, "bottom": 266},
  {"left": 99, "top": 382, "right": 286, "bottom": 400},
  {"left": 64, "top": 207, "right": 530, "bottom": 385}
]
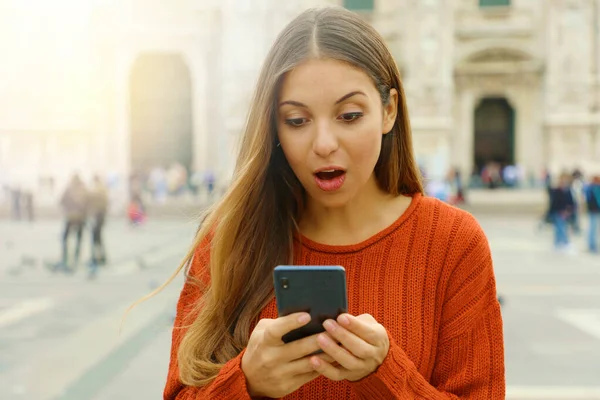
[{"left": 159, "top": 7, "right": 504, "bottom": 399}]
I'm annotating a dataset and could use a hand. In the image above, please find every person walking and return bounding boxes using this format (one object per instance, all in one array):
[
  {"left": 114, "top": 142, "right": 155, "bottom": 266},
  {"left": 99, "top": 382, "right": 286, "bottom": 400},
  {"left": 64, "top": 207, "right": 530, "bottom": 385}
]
[
  {"left": 548, "top": 173, "right": 576, "bottom": 252},
  {"left": 585, "top": 174, "right": 600, "bottom": 253},
  {"left": 58, "top": 174, "right": 88, "bottom": 271},
  {"left": 569, "top": 170, "right": 585, "bottom": 235},
  {"left": 88, "top": 175, "right": 109, "bottom": 275}
]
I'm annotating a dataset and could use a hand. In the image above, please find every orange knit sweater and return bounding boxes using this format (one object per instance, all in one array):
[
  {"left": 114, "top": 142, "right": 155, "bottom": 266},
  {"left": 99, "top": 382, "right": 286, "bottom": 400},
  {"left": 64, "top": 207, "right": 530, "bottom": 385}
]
[{"left": 164, "top": 194, "right": 505, "bottom": 399}]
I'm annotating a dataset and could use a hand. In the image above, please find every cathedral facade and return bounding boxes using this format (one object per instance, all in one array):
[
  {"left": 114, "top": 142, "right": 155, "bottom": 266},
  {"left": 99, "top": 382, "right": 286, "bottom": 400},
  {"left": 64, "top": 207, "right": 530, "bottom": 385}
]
[{"left": 2, "top": 0, "right": 600, "bottom": 201}]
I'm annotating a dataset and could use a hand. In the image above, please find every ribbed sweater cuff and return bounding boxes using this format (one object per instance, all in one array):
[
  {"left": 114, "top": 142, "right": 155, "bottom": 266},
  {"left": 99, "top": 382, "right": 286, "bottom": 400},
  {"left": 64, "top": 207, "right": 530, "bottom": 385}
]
[
  {"left": 208, "top": 349, "right": 253, "bottom": 399},
  {"left": 350, "top": 336, "right": 412, "bottom": 397}
]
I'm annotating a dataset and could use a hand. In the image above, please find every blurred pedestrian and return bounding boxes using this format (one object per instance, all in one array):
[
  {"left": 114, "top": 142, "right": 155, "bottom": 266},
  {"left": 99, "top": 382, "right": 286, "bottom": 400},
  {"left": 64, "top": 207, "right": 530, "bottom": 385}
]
[
  {"left": 148, "top": 166, "right": 168, "bottom": 203},
  {"left": 167, "top": 162, "right": 187, "bottom": 196},
  {"left": 59, "top": 174, "right": 88, "bottom": 270},
  {"left": 128, "top": 174, "right": 146, "bottom": 226},
  {"left": 128, "top": 197, "right": 146, "bottom": 225},
  {"left": 538, "top": 169, "right": 554, "bottom": 231},
  {"left": 502, "top": 165, "right": 518, "bottom": 188},
  {"left": 88, "top": 175, "right": 109, "bottom": 272},
  {"left": 189, "top": 168, "right": 203, "bottom": 198},
  {"left": 128, "top": 172, "right": 146, "bottom": 226},
  {"left": 21, "top": 189, "right": 35, "bottom": 222},
  {"left": 569, "top": 170, "right": 584, "bottom": 235},
  {"left": 548, "top": 173, "right": 575, "bottom": 251},
  {"left": 452, "top": 168, "right": 465, "bottom": 204},
  {"left": 543, "top": 168, "right": 552, "bottom": 189},
  {"left": 204, "top": 169, "right": 216, "bottom": 200},
  {"left": 443, "top": 168, "right": 463, "bottom": 205},
  {"left": 585, "top": 174, "right": 600, "bottom": 253},
  {"left": 10, "top": 186, "right": 22, "bottom": 220}
]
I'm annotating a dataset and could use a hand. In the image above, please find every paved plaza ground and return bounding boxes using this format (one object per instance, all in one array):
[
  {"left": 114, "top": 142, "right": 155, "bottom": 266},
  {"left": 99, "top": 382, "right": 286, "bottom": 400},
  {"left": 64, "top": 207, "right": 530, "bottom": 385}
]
[{"left": 0, "top": 207, "right": 599, "bottom": 399}]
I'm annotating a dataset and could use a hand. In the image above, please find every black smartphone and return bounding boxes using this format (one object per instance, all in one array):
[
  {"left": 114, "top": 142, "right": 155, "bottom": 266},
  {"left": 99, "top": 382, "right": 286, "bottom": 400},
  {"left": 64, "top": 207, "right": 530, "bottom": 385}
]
[{"left": 273, "top": 265, "right": 348, "bottom": 343}]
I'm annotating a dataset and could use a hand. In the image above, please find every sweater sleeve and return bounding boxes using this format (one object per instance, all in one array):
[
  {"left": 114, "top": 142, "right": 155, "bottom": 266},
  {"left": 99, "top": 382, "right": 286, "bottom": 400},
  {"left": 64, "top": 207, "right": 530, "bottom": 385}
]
[
  {"left": 350, "top": 216, "right": 505, "bottom": 399},
  {"left": 163, "top": 240, "right": 253, "bottom": 400}
]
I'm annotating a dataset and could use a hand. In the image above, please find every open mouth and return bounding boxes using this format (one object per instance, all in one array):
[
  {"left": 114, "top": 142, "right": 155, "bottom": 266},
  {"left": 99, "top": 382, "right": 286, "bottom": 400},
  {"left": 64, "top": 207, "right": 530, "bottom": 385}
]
[
  {"left": 314, "top": 169, "right": 345, "bottom": 180},
  {"left": 313, "top": 169, "right": 347, "bottom": 192}
]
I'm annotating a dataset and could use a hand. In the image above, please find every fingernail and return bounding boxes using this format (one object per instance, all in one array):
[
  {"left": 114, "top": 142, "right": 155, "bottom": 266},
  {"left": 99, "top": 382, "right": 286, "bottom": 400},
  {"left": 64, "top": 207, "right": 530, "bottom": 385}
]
[
  {"left": 323, "top": 320, "right": 336, "bottom": 332},
  {"left": 311, "top": 357, "right": 321, "bottom": 368},
  {"left": 298, "top": 314, "right": 311, "bottom": 324},
  {"left": 318, "top": 333, "right": 330, "bottom": 346},
  {"left": 338, "top": 314, "right": 350, "bottom": 326}
]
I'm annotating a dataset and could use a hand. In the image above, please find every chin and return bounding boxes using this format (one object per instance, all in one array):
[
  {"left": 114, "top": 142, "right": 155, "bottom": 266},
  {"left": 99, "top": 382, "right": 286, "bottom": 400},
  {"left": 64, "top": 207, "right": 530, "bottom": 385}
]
[{"left": 309, "top": 191, "right": 353, "bottom": 209}]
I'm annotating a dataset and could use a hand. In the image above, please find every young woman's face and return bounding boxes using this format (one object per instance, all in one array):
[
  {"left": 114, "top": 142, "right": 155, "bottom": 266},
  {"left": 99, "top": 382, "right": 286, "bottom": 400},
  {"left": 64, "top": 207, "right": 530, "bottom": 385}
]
[{"left": 276, "top": 58, "right": 397, "bottom": 208}]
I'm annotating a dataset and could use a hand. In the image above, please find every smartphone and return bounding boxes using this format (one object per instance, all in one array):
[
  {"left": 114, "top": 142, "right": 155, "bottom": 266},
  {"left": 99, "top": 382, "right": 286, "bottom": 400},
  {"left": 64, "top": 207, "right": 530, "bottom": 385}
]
[{"left": 273, "top": 265, "right": 348, "bottom": 343}]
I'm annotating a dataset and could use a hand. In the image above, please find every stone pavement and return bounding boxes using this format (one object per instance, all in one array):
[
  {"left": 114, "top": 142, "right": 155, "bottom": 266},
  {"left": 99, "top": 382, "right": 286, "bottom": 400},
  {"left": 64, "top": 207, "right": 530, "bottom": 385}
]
[
  {"left": 0, "top": 217, "right": 197, "bottom": 400},
  {"left": 0, "top": 211, "right": 599, "bottom": 400},
  {"left": 480, "top": 216, "right": 600, "bottom": 399},
  {"left": 0, "top": 217, "right": 200, "bottom": 278}
]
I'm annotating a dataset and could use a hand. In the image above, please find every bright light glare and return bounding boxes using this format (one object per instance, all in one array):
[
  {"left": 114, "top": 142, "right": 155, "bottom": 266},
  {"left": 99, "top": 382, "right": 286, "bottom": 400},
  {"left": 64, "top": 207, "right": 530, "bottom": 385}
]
[{"left": 0, "top": 0, "right": 95, "bottom": 130}]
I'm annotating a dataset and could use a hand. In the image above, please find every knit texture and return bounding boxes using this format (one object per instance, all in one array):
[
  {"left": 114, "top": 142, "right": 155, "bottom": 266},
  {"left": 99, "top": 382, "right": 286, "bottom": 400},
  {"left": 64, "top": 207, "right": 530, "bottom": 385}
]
[{"left": 164, "top": 193, "right": 505, "bottom": 399}]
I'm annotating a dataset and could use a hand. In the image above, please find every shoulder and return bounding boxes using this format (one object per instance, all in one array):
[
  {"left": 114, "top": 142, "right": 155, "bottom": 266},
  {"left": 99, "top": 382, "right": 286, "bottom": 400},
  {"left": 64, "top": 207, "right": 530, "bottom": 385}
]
[
  {"left": 414, "top": 195, "right": 487, "bottom": 248},
  {"left": 412, "top": 195, "right": 493, "bottom": 287},
  {"left": 413, "top": 201, "right": 500, "bottom": 337}
]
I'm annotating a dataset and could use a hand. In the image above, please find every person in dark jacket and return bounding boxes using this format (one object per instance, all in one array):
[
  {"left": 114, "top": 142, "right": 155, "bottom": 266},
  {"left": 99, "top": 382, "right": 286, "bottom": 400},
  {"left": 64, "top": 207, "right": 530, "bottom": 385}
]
[
  {"left": 585, "top": 175, "right": 600, "bottom": 253},
  {"left": 88, "top": 175, "right": 109, "bottom": 271},
  {"left": 548, "top": 173, "right": 575, "bottom": 250}
]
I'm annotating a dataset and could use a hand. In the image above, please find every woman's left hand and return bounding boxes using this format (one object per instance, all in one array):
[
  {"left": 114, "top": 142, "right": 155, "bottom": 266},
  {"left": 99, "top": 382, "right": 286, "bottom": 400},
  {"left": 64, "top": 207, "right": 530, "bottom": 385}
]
[{"left": 310, "top": 313, "right": 389, "bottom": 381}]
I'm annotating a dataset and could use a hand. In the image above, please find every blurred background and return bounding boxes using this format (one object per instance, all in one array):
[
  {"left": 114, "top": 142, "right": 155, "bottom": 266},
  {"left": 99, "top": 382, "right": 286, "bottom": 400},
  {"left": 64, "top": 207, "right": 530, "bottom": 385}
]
[{"left": 0, "top": 0, "right": 599, "bottom": 399}]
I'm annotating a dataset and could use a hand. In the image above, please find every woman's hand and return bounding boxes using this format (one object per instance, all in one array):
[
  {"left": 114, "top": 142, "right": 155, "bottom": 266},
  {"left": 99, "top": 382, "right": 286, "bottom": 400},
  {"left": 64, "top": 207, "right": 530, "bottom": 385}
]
[
  {"left": 310, "top": 313, "right": 390, "bottom": 382},
  {"left": 241, "top": 313, "right": 323, "bottom": 398}
]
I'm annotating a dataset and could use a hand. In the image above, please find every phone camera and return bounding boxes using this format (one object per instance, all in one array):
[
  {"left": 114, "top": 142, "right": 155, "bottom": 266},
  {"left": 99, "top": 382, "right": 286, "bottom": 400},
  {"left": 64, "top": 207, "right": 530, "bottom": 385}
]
[{"left": 281, "top": 278, "right": 289, "bottom": 289}]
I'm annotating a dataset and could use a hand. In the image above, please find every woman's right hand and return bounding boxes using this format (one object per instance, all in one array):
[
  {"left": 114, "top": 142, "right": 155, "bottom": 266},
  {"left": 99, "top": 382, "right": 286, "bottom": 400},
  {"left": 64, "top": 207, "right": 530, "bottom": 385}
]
[{"left": 241, "top": 312, "right": 323, "bottom": 398}]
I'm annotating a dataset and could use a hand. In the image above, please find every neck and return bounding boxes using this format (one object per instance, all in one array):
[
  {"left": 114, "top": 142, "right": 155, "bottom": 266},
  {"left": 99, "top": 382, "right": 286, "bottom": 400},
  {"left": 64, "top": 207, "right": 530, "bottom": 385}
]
[{"left": 299, "top": 175, "right": 409, "bottom": 245}]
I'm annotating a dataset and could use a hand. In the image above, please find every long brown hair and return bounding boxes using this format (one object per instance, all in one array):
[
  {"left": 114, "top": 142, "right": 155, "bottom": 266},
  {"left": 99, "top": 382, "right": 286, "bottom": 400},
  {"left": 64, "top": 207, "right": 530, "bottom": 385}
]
[{"left": 144, "top": 6, "right": 423, "bottom": 387}]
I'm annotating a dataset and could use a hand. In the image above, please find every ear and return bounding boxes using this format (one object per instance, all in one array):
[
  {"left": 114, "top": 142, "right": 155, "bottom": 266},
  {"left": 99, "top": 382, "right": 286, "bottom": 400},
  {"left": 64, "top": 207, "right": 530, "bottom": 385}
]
[{"left": 382, "top": 88, "right": 398, "bottom": 135}]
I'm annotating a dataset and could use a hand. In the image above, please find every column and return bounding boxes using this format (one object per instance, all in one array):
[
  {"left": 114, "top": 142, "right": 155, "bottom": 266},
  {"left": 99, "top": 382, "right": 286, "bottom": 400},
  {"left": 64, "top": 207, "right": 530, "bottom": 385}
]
[
  {"left": 112, "top": 47, "right": 135, "bottom": 206},
  {"left": 510, "top": 89, "right": 528, "bottom": 175},
  {"left": 455, "top": 89, "right": 475, "bottom": 178},
  {"left": 185, "top": 50, "right": 209, "bottom": 175},
  {"left": 544, "top": 0, "right": 595, "bottom": 169},
  {"left": 595, "top": 125, "right": 600, "bottom": 161}
]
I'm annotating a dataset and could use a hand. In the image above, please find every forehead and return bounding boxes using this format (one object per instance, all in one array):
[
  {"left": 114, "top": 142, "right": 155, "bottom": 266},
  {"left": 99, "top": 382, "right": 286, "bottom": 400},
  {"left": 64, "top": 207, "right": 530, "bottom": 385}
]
[{"left": 278, "top": 58, "right": 377, "bottom": 101}]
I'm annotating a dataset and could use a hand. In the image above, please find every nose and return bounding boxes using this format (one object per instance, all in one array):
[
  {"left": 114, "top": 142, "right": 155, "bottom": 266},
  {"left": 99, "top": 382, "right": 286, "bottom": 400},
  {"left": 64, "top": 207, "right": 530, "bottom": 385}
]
[{"left": 312, "top": 121, "right": 339, "bottom": 158}]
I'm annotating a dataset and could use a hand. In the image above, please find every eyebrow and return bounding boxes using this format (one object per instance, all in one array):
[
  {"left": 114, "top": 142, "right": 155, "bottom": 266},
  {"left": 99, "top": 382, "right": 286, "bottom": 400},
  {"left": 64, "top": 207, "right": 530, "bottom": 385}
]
[{"left": 278, "top": 90, "right": 367, "bottom": 108}]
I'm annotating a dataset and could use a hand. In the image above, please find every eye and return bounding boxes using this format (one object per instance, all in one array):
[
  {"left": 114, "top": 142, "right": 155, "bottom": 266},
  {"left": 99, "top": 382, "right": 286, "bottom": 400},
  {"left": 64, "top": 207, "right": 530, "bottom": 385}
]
[
  {"left": 338, "top": 112, "right": 363, "bottom": 123},
  {"left": 284, "top": 117, "right": 308, "bottom": 128}
]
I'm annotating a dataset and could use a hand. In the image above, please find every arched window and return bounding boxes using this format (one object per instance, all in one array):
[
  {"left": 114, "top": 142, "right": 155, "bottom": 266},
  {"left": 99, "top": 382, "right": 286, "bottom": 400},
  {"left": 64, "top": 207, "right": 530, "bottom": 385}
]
[
  {"left": 479, "top": 0, "right": 510, "bottom": 6},
  {"left": 343, "top": 0, "right": 374, "bottom": 12}
]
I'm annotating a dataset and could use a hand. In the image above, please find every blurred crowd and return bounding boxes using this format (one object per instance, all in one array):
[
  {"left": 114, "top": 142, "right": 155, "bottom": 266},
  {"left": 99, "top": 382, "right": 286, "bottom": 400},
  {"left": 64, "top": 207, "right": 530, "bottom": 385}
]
[
  {"left": 129, "top": 162, "right": 217, "bottom": 206},
  {"left": 55, "top": 174, "right": 109, "bottom": 276},
  {"left": 470, "top": 162, "right": 533, "bottom": 190},
  {"left": 424, "top": 164, "right": 600, "bottom": 255},
  {"left": 2, "top": 163, "right": 220, "bottom": 221},
  {"left": 4, "top": 162, "right": 599, "bottom": 260},
  {"left": 423, "top": 162, "right": 546, "bottom": 206},
  {"left": 541, "top": 169, "right": 600, "bottom": 254},
  {"left": 2, "top": 163, "right": 221, "bottom": 278}
]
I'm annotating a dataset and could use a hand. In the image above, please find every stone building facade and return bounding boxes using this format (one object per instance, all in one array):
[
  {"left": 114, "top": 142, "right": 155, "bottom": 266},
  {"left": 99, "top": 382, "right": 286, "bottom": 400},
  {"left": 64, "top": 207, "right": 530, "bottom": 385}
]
[
  {"left": 1, "top": 0, "right": 600, "bottom": 203},
  {"left": 373, "top": 0, "right": 600, "bottom": 180}
]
